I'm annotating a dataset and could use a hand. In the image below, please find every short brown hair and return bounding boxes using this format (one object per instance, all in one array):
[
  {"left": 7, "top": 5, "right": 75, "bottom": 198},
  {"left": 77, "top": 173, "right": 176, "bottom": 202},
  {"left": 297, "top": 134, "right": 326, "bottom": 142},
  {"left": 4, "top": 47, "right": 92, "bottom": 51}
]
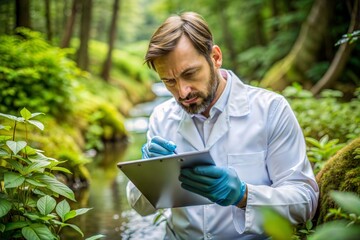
[{"left": 145, "top": 12, "right": 214, "bottom": 70}]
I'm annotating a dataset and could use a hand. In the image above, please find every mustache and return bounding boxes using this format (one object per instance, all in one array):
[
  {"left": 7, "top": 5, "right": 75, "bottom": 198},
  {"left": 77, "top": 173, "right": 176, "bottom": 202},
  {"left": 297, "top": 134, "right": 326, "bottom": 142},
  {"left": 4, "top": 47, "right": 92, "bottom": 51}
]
[{"left": 178, "top": 92, "right": 204, "bottom": 102}]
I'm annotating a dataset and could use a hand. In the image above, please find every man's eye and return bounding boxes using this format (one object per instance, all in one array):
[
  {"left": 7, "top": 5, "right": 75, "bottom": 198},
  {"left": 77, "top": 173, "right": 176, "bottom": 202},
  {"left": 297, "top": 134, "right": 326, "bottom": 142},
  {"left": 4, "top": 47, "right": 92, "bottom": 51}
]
[{"left": 163, "top": 79, "right": 176, "bottom": 87}]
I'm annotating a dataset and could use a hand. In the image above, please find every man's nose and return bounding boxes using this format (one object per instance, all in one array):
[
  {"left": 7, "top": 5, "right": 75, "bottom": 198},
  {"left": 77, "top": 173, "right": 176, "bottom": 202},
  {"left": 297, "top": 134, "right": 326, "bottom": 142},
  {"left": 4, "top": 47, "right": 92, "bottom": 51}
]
[{"left": 177, "top": 79, "right": 191, "bottom": 99}]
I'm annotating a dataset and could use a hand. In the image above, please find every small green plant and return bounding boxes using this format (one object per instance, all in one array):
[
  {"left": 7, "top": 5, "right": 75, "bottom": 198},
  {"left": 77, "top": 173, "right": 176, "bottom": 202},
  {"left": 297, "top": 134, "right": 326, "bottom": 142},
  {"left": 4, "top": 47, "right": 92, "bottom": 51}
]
[
  {"left": 0, "top": 108, "right": 104, "bottom": 240},
  {"left": 306, "top": 135, "right": 346, "bottom": 174}
]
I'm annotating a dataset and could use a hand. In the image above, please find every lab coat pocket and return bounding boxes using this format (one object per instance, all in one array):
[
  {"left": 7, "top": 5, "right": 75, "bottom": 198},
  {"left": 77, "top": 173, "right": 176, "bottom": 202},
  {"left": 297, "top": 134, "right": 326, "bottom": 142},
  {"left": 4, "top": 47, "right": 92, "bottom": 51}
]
[{"left": 227, "top": 151, "right": 269, "bottom": 185}]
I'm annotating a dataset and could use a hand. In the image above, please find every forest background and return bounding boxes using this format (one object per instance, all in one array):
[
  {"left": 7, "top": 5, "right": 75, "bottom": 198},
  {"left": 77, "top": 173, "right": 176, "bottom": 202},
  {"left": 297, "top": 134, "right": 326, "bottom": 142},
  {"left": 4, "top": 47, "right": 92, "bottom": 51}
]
[{"left": 0, "top": 0, "right": 359, "bottom": 239}]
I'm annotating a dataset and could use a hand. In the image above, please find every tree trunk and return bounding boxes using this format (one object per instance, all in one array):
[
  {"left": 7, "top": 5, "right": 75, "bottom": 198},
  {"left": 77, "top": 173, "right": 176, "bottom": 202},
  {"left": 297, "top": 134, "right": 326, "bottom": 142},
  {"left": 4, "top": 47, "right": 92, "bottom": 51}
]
[
  {"left": 218, "top": 2, "right": 238, "bottom": 73},
  {"left": 260, "top": 0, "right": 336, "bottom": 91},
  {"left": 44, "top": 0, "right": 52, "bottom": 42},
  {"left": 100, "top": 0, "right": 121, "bottom": 82},
  {"left": 61, "top": 0, "right": 80, "bottom": 48},
  {"left": 311, "top": 0, "right": 359, "bottom": 95},
  {"left": 15, "top": 0, "right": 31, "bottom": 29},
  {"left": 76, "top": 0, "right": 92, "bottom": 71}
]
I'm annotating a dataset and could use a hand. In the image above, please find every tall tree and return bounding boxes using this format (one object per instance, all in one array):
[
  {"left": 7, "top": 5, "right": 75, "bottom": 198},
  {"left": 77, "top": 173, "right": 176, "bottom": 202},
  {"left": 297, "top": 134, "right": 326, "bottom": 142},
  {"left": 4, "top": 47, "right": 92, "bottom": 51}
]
[
  {"left": 76, "top": 0, "right": 92, "bottom": 71},
  {"left": 100, "top": 0, "right": 121, "bottom": 81},
  {"left": 260, "top": 0, "right": 336, "bottom": 90},
  {"left": 15, "top": 0, "right": 31, "bottom": 29},
  {"left": 44, "top": 0, "right": 52, "bottom": 41},
  {"left": 61, "top": 0, "right": 80, "bottom": 48},
  {"left": 311, "top": 0, "right": 359, "bottom": 95}
]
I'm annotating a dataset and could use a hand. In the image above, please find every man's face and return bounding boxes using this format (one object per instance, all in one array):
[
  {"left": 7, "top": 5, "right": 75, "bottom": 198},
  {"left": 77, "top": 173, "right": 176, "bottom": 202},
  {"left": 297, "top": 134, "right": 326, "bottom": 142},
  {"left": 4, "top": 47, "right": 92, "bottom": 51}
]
[{"left": 154, "top": 35, "right": 222, "bottom": 115}]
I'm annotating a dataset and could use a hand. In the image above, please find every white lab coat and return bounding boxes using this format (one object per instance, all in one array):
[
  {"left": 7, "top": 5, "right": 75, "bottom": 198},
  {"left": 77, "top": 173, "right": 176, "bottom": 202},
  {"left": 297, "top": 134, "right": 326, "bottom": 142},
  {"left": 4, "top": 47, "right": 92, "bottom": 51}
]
[{"left": 127, "top": 70, "right": 319, "bottom": 239}]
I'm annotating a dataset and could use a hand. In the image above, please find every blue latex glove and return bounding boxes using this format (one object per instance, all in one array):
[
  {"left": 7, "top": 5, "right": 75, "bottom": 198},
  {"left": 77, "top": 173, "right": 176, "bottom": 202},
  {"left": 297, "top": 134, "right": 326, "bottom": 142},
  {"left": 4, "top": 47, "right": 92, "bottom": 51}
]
[
  {"left": 179, "top": 165, "right": 246, "bottom": 206},
  {"left": 141, "top": 136, "right": 177, "bottom": 158}
]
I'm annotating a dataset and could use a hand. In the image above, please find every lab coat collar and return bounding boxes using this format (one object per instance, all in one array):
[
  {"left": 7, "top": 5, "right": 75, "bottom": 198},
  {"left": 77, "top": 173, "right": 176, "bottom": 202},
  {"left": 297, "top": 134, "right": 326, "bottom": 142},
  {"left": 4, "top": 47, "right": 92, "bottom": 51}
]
[{"left": 177, "top": 70, "right": 250, "bottom": 150}]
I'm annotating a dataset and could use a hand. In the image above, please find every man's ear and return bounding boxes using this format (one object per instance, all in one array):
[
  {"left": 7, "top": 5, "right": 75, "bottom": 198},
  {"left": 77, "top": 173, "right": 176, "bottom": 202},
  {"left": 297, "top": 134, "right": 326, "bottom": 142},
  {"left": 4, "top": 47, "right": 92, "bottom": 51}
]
[{"left": 212, "top": 45, "right": 222, "bottom": 68}]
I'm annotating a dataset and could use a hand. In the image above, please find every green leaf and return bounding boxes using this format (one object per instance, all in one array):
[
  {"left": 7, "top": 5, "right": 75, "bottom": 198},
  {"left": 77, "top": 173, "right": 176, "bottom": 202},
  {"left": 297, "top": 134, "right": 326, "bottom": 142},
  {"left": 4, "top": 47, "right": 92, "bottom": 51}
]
[
  {"left": 20, "top": 108, "right": 32, "bottom": 120},
  {"left": 21, "top": 224, "right": 56, "bottom": 240},
  {"left": 37, "top": 196, "right": 56, "bottom": 215},
  {"left": 0, "top": 198, "right": 12, "bottom": 218},
  {"left": 261, "top": 207, "right": 293, "bottom": 240},
  {"left": 6, "top": 140, "right": 27, "bottom": 155},
  {"left": 0, "top": 113, "right": 24, "bottom": 122},
  {"left": 28, "top": 120, "right": 44, "bottom": 131},
  {"left": 75, "top": 208, "right": 92, "bottom": 217},
  {"left": 33, "top": 174, "right": 75, "bottom": 201},
  {"left": 64, "top": 210, "right": 77, "bottom": 221},
  {"left": 85, "top": 234, "right": 106, "bottom": 240},
  {"left": 0, "top": 223, "right": 5, "bottom": 232},
  {"left": 23, "top": 161, "right": 50, "bottom": 175},
  {"left": 308, "top": 220, "right": 360, "bottom": 240},
  {"left": 25, "top": 178, "right": 47, "bottom": 187},
  {"left": 4, "top": 172, "right": 25, "bottom": 188},
  {"left": 50, "top": 166, "right": 72, "bottom": 174},
  {"left": 23, "top": 146, "right": 37, "bottom": 155},
  {"left": 6, "top": 159, "right": 24, "bottom": 173},
  {"left": 56, "top": 199, "right": 71, "bottom": 222},
  {"left": 5, "top": 221, "right": 29, "bottom": 231},
  {"left": 66, "top": 223, "right": 84, "bottom": 237},
  {"left": 31, "top": 112, "right": 45, "bottom": 118},
  {"left": 330, "top": 191, "right": 360, "bottom": 215}
]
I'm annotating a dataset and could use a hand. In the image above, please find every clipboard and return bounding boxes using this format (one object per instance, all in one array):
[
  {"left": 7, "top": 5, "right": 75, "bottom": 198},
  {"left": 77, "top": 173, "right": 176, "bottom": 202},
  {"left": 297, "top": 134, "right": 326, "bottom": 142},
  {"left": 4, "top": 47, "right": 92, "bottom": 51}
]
[{"left": 117, "top": 150, "right": 215, "bottom": 209}]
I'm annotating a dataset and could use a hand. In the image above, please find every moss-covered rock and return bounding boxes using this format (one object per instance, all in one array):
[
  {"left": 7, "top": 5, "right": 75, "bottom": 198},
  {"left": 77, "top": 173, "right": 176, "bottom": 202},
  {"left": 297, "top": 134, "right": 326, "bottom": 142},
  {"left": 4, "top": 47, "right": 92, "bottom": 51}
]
[{"left": 315, "top": 137, "right": 360, "bottom": 225}]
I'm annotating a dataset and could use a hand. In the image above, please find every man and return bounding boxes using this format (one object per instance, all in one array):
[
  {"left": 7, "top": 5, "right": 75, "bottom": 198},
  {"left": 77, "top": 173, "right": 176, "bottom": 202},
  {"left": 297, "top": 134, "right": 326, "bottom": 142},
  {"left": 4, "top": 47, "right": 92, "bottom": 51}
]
[{"left": 127, "top": 12, "right": 319, "bottom": 239}]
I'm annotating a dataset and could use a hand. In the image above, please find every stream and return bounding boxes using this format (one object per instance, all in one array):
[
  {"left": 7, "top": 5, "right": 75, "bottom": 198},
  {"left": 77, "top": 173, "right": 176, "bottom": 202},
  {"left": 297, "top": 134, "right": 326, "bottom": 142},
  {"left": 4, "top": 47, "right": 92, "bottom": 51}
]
[{"left": 62, "top": 83, "right": 171, "bottom": 239}]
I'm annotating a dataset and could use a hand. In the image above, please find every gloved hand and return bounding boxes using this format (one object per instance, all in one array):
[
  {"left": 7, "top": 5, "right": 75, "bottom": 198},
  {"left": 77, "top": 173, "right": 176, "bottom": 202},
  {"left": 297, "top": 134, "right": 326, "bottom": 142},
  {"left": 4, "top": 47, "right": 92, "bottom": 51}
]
[
  {"left": 141, "top": 136, "right": 177, "bottom": 158},
  {"left": 179, "top": 165, "right": 246, "bottom": 206}
]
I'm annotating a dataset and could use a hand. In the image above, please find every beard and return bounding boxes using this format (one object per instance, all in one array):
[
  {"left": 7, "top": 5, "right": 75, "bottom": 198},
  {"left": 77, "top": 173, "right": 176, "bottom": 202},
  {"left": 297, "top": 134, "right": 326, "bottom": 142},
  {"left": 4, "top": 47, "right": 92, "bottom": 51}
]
[{"left": 177, "top": 64, "right": 219, "bottom": 115}]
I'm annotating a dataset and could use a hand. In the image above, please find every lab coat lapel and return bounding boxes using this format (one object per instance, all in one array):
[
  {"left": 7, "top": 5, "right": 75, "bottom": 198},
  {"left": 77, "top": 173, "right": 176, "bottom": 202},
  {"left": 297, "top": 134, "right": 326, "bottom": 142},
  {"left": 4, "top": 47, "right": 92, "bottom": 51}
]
[
  {"left": 206, "top": 109, "right": 229, "bottom": 148},
  {"left": 178, "top": 113, "right": 205, "bottom": 151}
]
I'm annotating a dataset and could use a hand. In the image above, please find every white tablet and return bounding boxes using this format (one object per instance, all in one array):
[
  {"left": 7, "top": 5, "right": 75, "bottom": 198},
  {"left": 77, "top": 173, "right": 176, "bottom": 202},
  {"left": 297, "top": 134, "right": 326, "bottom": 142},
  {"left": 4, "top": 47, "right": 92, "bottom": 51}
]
[{"left": 117, "top": 150, "right": 215, "bottom": 209}]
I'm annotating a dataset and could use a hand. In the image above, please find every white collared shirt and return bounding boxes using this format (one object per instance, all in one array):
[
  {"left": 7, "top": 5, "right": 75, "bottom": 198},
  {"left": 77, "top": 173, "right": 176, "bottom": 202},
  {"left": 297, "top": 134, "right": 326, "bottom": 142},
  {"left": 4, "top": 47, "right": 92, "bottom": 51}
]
[{"left": 127, "top": 70, "right": 319, "bottom": 239}]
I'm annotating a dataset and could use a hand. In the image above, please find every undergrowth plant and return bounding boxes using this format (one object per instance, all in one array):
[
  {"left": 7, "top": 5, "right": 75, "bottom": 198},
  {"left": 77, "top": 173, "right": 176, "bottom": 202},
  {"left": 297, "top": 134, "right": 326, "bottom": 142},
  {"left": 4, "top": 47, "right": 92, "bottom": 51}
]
[{"left": 0, "top": 108, "right": 104, "bottom": 240}]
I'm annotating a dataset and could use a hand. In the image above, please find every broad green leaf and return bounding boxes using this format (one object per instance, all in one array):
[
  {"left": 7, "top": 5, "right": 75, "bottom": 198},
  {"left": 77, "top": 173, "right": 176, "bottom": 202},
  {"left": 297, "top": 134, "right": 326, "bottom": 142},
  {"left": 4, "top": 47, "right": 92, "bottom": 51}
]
[
  {"left": 23, "top": 161, "right": 50, "bottom": 175},
  {"left": 50, "top": 166, "right": 72, "bottom": 174},
  {"left": 4, "top": 172, "right": 25, "bottom": 188},
  {"left": 308, "top": 220, "right": 360, "bottom": 240},
  {"left": 23, "top": 146, "right": 37, "bottom": 155},
  {"left": 56, "top": 199, "right": 71, "bottom": 222},
  {"left": 28, "top": 120, "right": 44, "bottom": 131},
  {"left": 37, "top": 196, "right": 56, "bottom": 215},
  {"left": 0, "top": 135, "right": 12, "bottom": 142},
  {"left": 261, "top": 207, "right": 293, "bottom": 240},
  {"left": 5, "top": 221, "right": 28, "bottom": 231},
  {"left": 0, "top": 148, "right": 9, "bottom": 156},
  {"left": 75, "top": 208, "right": 92, "bottom": 217},
  {"left": 330, "top": 191, "right": 360, "bottom": 215},
  {"left": 85, "top": 234, "right": 106, "bottom": 240},
  {"left": 24, "top": 213, "right": 41, "bottom": 221},
  {"left": 0, "top": 199, "right": 12, "bottom": 218},
  {"left": 66, "top": 223, "right": 84, "bottom": 237},
  {"left": 33, "top": 174, "right": 75, "bottom": 201},
  {"left": 25, "top": 178, "right": 47, "bottom": 187},
  {"left": 64, "top": 210, "right": 77, "bottom": 221},
  {"left": 31, "top": 112, "right": 45, "bottom": 118},
  {"left": 0, "top": 113, "right": 24, "bottom": 122},
  {"left": 6, "top": 159, "right": 24, "bottom": 173},
  {"left": 21, "top": 224, "right": 56, "bottom": 240},
  {"left": 20, "top": 108, "right": 32, "bottom": 120},
  {"left": 0, "top": 223, "right": 5, "bottom": 232},
  {"left": 6, "top": 140, "right": 27, "bottom": 155}
]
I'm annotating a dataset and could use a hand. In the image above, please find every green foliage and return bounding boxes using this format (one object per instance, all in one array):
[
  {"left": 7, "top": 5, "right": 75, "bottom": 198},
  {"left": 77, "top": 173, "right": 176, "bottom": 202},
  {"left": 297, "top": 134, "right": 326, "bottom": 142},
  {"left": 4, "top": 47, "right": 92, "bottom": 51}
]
[
  {"left": 306, "top": 135, "right": 346, "bottom": 174},
  {"left": 0, "top": 108, "right": 104, "bottom": 239},
  {"left": 308, "top": 191, "right": 360, "bottom": 240},
  {"left": 283, "top": 84, "right": 360, "bottom": 142},
  {"left": 262, "top": 191, "right": 360, "bottom": 240},
  {"left": 0, "top": 28, "right": 81, "bottom": 117}
]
